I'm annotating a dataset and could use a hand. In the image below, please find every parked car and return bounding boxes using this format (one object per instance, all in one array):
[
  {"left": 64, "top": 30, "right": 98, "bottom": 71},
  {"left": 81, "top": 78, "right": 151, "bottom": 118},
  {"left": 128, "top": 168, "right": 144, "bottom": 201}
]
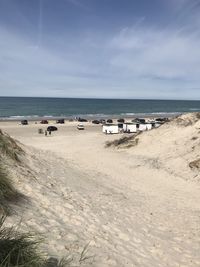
[
  {"left": 131, "top": 119, "right": 138, "bottom": 123},
  {"left": 47, "top": 126, "right": 58, "bottom": 131},
  {"left": 92, "top": 120, "right": 100, "bottom": 124},
  {"left": 78, "top": 118, "right": 88, "bottom": 122},
  {"left": 137, "top": 118, "right": 146, "bottom": 124},
  {"left": 155, "top": 118, "right": 169, "bottom": 123},
  {"left": 21, "top": 120, "right": 28, "bottom": 125},
  {"left": 56, "top": 119, "right": 65, "bottom": 124},
  {"left": 40, "top": 120, "right": 48, "bottom": 124},
  {"left": 77, "top": 124, "right": 84, "bottom": 130},
  {"left": 106, "top": 119, "right": 113, "bottom": 123},
  {"left": 117, "top": 118, "right": 125, "bottom": 123}
]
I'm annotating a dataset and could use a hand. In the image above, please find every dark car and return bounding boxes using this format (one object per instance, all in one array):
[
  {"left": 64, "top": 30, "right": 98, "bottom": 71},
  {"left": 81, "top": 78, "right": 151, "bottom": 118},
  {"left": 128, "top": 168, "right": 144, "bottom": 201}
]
[
  {"left": 106, "top": 119, "right": 113, "bottom": 123},
  {"left": 47, "top": 126, "right": 58, "bottom": 131},
  {"left": 117, "top": 118, "right": 125, "bottom": 123},
  {"left": 155, "top": 118, "right": 169, "bottom": 123},
  {"left": 40, "top": 120, "right": 48, "bottom": 124},
  {"left": 78, "top": 118, "right": 88, "bottom": 122},
  {"left": 56, "top": 119, "right": 65, "bottom": 124},
  {"left": 92, "top": 120, "right": 100, "bottom": 124},
  {"left": 21, "top": 120, "right": 28, "bottom": 125},
  {"left": 137, "top": 118, "right": 146, "bottom": 124}
]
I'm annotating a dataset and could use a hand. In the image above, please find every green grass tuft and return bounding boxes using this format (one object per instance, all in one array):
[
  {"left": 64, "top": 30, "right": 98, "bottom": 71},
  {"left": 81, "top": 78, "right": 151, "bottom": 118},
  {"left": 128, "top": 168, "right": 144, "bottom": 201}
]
[{"left": 0, "top": 216, "right": 45, "bottom": 267}]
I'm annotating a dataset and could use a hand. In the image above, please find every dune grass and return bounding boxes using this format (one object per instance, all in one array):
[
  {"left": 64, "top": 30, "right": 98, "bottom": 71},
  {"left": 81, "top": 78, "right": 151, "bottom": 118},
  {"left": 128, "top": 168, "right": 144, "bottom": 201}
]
[
  {"left": 0, "top": 216, "right": 45, "bottom": 267},
  {"left": 0, "top": 130, "right": 25, "bottom": 214},
  {"left": 0, "top": 165, "right": 23, "bottom": 215},
  {"left": 105, "top": 133, "right": 140, "bottom": 149},
  {"left": 0, "top": 216, "right": 73, "bottom": 267},
  {"left": 0, "top": 130, "right": 23, "bottom": 162}
]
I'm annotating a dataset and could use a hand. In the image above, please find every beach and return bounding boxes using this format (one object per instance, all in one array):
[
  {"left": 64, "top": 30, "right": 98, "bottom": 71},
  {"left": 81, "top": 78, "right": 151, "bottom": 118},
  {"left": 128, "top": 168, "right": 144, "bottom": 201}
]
[{"left": 2, "top": 114, "right": 200, "bottom": 266}]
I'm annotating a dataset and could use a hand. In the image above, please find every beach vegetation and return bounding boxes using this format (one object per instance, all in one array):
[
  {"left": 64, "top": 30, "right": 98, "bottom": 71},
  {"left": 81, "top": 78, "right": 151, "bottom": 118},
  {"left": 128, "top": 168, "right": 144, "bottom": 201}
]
[
  {"left": 0, "top": 165, "right": 24, "bottom": 215},
  {"left": 0, "top": 130, "right": 24, "bottom": 162},
  {"left": 0, "top": 216, "right": 77, "bottom": 267},
  {"left": 105, "top": 133, "right": 140, "bottom": 149},
  {"left": 0, "top": 216, "right": 45, "bottom": 267}
]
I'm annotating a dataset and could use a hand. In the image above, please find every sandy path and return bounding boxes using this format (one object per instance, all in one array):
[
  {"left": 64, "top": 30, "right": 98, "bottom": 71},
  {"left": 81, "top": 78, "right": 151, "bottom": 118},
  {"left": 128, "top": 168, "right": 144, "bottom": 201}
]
[{"left": 2, "top": 120, "right": 200, "bottom": 266}]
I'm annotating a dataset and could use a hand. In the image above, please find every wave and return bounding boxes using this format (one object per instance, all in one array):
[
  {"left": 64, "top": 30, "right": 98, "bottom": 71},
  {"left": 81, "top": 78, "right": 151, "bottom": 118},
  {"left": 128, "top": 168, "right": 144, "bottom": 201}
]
[{"left": 0, "top": 112, "right": 182, "bottom": 121}]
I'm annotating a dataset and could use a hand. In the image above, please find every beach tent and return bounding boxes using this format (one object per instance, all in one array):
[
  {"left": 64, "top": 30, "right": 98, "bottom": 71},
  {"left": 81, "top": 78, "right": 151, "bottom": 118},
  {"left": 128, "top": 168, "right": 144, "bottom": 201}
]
[
  {"left": 123, "top": 123, "right": 137, "bottom": 133},
  {"left": 102, "top": 124, "right": 119, "bottom": 134}
]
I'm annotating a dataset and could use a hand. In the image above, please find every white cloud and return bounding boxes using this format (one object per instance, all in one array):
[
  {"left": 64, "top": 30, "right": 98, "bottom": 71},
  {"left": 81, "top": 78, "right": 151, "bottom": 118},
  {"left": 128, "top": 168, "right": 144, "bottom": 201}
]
[{"left": 109, "top": 26, "right": 200, "bottom": 82}]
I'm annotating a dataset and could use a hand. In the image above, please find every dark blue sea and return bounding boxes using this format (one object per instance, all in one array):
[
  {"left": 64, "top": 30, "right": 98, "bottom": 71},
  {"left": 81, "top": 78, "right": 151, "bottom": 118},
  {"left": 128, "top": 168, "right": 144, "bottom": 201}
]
[{"left": 0, "top": 97, "right": 200, "bottom": 119}]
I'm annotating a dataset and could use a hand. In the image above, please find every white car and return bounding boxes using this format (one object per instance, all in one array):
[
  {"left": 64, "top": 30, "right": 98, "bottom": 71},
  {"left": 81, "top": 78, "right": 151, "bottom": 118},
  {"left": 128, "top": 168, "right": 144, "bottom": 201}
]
[{"left": 77, "top": 124, "right": 84, "bottom": 130}]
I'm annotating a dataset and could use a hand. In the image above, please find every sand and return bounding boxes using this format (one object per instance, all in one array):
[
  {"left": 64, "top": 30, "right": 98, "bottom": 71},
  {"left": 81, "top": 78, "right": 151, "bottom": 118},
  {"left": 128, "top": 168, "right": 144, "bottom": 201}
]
[{"left": 1, "top": 114, "right": 200, "bottom": 267}]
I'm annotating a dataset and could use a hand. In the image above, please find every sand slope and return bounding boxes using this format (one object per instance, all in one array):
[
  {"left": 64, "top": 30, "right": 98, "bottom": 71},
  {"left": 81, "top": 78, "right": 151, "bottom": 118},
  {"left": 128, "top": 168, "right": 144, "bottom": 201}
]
[{"left": 2, "top": 113, "right": 200, "bottom": 266}]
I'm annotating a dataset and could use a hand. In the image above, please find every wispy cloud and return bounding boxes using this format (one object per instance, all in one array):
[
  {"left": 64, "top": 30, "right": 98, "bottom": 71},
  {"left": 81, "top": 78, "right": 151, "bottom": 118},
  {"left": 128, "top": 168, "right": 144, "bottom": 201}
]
[{"left": 109, "top": 26, "right": 200, "bottom": 81}]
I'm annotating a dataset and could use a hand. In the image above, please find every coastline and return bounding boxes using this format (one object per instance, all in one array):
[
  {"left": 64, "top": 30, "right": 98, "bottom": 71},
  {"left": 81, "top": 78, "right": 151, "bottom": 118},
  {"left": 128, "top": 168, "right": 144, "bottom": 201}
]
[{"left": 0, "top": 112, "right": 181, "bottom": 122}]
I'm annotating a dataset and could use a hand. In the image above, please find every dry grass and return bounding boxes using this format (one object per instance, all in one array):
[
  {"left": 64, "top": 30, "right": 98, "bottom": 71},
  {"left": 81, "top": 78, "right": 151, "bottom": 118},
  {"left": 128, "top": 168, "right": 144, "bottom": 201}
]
[
  {"left": 0, "top": 130, "right": 25, "bottom": 214},
  {"left": 0, "top": 164, "right": 24, "bottom": 215},
  {"left": 105, "top": 133, "right": 140, "bottom": 149},
  {"left": 0, "top": 130, "right": 24, "bottom": 162}
]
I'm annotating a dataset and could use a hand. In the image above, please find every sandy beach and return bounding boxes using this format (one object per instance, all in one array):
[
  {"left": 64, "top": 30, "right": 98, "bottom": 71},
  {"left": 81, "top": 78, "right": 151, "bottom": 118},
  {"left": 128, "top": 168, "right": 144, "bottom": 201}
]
[{"left": 2, "top": 113, "right": 200, "bottom": 267}]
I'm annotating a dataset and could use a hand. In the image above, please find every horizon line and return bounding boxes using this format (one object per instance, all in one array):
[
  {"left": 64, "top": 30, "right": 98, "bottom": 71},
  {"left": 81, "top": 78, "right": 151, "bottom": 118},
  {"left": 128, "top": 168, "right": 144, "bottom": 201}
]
[{"left": 0, "top": 95, "right": 200, "bottom": 101}]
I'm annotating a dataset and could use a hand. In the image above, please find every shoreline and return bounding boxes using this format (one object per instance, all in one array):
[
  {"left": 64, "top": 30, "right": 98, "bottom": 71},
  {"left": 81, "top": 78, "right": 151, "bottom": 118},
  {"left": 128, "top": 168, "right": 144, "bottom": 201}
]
[{"left": 0, "top": 112, "right": 181, "bottom": 122}]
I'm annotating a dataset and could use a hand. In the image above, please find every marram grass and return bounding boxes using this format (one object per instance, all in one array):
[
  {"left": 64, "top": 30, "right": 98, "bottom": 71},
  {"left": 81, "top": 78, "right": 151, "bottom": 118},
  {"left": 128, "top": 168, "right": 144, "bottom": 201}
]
[
  {"left": 0, "top": 165, "right": 22, "bottom": 215},
  {"left": 0, "top": 217, "right": 72, "bottom": 267},
  {"left": 0, "top": 130, "right": 24, "bottom": 162},
  {"left": 0, "top": 216, "right": 45, "bottom": 267}
]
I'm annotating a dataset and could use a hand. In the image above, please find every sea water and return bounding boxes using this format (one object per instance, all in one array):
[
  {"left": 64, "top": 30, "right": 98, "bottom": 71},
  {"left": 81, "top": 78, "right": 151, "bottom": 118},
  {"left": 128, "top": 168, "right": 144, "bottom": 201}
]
[{"left": 0, "top": 97, "right": 200, "bottom": 119}]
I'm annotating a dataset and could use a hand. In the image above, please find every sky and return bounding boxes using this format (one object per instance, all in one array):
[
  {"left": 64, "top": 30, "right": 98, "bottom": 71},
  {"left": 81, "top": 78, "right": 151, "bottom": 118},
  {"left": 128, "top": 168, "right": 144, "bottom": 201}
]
[{"left": 0, "top": 0, "right": 200, "bottom": 99}]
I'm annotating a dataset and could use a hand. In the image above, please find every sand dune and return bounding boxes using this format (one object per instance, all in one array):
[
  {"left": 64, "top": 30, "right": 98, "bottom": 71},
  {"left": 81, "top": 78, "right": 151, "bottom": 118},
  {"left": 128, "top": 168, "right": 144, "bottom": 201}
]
[{"left": 2, "top": 114, "right": 200, "bottom": 266}]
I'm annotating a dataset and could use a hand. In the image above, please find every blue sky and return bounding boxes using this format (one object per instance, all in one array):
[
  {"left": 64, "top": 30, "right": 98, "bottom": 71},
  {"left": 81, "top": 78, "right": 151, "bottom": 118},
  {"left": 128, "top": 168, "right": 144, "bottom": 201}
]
[{"left": 0, "top": 0, "right": 200, "bottom": 99}]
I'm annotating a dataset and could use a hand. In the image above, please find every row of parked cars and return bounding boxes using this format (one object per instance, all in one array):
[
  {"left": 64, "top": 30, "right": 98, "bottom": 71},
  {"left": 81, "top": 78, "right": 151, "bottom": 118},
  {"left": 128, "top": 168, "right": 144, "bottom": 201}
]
[
  {"left": 21, "top": 119, "right": 65, "bottom": 125},
  {"left": 21, "top": 117, "right": 168, "bottom": 125}
]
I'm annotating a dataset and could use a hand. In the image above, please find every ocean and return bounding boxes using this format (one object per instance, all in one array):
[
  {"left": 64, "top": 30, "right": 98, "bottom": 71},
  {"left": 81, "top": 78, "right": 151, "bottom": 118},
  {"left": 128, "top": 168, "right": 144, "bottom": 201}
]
[{"left": 0, "top": 97, "right": 200, "bottom": 120}]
